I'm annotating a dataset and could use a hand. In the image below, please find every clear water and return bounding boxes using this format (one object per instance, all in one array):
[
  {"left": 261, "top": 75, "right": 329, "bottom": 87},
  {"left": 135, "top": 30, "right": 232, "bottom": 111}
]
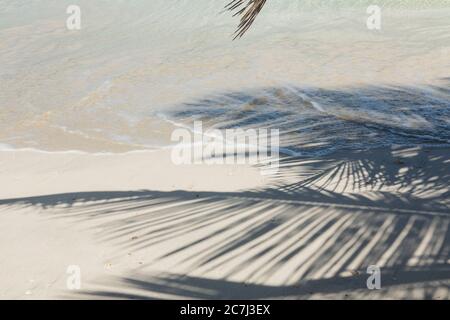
[{"left": 1, "top": 0, "right": 449, "bottom": 155}]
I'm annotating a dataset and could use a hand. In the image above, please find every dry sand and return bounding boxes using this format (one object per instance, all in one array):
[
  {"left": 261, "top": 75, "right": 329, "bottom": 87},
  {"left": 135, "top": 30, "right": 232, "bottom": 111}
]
[{"left": 0, "top": 146, "right": 449, "bottom": 299}]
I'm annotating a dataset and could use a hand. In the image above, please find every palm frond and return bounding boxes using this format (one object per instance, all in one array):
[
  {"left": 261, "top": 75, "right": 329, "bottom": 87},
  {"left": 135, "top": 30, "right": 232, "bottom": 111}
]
[{"left": 226, "top": 0, "right": 267, "bottom": 39}]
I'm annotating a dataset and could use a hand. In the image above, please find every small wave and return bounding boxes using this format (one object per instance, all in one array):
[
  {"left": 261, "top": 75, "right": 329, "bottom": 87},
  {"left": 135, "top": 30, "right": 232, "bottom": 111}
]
[
  {"left": 0, "top": 143, "right": 14, "bottom": 151},
  {"left": 166, "top": 83, "right": 450, "bottom": 158}
]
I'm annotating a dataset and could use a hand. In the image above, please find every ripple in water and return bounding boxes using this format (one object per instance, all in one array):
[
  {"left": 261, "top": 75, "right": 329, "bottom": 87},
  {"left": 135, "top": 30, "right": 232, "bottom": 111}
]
[{"left": 168, "top": 82, "right": 450, "bottom": 157}]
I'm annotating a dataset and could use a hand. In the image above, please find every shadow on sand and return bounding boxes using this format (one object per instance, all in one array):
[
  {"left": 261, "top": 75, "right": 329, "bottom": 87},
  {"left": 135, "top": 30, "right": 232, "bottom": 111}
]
[
  {"left": 0, "top": 84, "right": 449, "bottom": 299},
  {"left": 1, "top": 147, "right": 449, "bottom": 299}
]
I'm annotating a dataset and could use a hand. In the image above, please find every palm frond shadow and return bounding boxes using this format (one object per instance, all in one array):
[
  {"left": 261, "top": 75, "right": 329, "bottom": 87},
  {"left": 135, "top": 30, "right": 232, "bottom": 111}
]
[
  {"left": 69, "top": 267, "right": 450, "bottom": 299},
  {"left": 1, "top": 147, "right": 449, "bottom": 299},
  {"left": 170, "top": 83, "right": 450, "bottom": 160},
  {"left": 274, "top": 147, "right": 450, "bottom": 199},
  {"left": 1, "top": 83, "right": 450, "bottom": 299}
]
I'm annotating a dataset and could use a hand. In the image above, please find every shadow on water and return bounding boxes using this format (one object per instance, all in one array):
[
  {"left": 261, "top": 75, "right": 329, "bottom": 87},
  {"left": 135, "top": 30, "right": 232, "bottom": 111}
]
[
  {"left": 169, "top": 82, "right": 450, "bottom": 157},
  {"left": 1, "top": 83, "right": 449, "bottom": 299}
]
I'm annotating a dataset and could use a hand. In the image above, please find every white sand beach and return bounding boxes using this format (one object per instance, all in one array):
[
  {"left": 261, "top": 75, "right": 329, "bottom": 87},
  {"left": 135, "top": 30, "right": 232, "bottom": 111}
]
[
  {"left": 0, "top": 146, "right": 448, "bottom": 299},
  {"left": 1, "top": 0, "right": 450, "bottom": 301}
]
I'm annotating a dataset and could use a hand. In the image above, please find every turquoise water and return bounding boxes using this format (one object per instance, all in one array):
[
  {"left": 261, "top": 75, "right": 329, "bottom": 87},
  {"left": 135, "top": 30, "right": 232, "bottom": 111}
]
[{"left": 0, "top": 1, "right": 449, "bottom": 153}]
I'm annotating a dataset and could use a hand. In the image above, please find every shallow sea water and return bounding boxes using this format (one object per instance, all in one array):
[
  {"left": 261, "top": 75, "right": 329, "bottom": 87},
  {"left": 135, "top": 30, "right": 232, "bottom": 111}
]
[{"left": 0, "top": 0, "right": 449, "bottom": 155}]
